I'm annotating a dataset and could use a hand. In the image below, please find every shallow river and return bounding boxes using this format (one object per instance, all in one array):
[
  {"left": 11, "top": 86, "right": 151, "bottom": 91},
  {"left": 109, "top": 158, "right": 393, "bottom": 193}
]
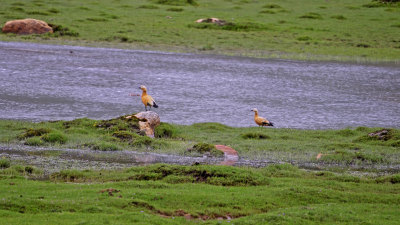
[{"left": 0, "top": 42, "right": 399, "bottom": 129}]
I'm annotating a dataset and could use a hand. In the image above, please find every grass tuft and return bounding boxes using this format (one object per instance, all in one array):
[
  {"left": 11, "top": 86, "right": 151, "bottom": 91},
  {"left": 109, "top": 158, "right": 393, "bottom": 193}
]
[
  {"left": 189, "top": 22, "right": 270, "bottom": 32},
  {"left": 9, "top": 7, "right": 25, "bottom": 12},
  {"left": 167, "top": 7, "right": 184, "bottom": 12},
  {"left": 375, "top": 173, "right": 400, "bottom": 184},
  {"left": 24, "top": 136, "right": 45, "bottom": 146},
  {"left": 26, "top": 11, "right": 50, "bottom": 15},
  {"left": 297, "top": 36, "right": 312, "bottom": 41},
  {"left": 41, "top": 132, "right": 67, "bottom": 144},
  {"left": 48, "top": 24, "right": 79, "bottom": 37},
  {"left": 18, "top": 128, "right": 51, "bottom": 139},
  {"left": 154, "top": 0, "right": 198, "bottom": 6},
  {"left": 51, "top": 169, "right": 86, "bottom": 182},
  {"left": 155, "top": 122, "right": 177, "bottom": 138},
  {"left": 262, "top": 4, "right": 282, "bottom": 9},
  {"left": 331, "top": 15, "right": 346, "bottom": 20},
  {"left": 127, "top": 164, "right": 269, "bottom": 186},
  {"left": 137, "top": 5, "right": 159, "bottom": 9},
  {"left": 112, "top": 130, "right": 136, "bottom": 141},
  {"left": 0, "top": 159, "right": 11, "bottom": 169},
  {"left": 299, "top": 12, "right": 323, "bottom": 19},
  {"left": 86, "top": 17, "right": 108, "bottom": 22},
  {"left": 186, "top": 142, "right": 223, "bottom": 157},
  {"left": 241, "top": 132, "right": 270, "bottom": 139}
]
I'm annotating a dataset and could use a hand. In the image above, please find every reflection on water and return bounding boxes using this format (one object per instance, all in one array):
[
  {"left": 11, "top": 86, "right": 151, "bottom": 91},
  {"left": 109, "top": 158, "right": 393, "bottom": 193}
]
[{"left": 0, "top": 42, "right": 399, "bottom": 129}]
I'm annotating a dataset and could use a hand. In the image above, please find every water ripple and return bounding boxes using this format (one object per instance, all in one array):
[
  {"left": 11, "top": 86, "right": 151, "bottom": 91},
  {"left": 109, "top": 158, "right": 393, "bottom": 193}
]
[{"left": 0, "top": 42, "right": 399, "bottom": 129}]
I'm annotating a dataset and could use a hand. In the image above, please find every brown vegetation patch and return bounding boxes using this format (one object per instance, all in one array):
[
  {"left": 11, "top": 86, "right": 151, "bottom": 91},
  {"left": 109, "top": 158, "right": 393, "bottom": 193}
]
[
  {"left": 95, "top": 114, "right": 141, "bottom": 132},
  {"left": 18, "top": 128, "right": 51, "bottom": 139},
  {"left": 129, "top": 200, "right": 155, "bottom": 210},
  {"left": 99, "top": 188, "right": 120, "bottom": 196},
  {"left": 156, "top": 209, "right": 241, "bottom": 220}
]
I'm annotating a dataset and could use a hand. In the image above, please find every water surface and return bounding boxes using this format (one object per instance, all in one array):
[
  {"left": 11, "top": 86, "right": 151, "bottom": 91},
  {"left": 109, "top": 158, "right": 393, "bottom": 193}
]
[{"left": 0, "top": 42, "right": 399, "bottom": 129}]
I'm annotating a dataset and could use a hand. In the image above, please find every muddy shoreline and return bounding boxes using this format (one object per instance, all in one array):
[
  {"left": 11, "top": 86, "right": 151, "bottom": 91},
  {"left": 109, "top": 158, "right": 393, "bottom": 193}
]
[{"left": 1, "top": 144, "right": 399, "bottom": 177}]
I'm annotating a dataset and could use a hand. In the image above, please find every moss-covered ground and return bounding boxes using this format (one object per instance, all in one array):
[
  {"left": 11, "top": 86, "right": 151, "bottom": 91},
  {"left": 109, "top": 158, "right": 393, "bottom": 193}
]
[{"left": 0, "top": 0, "right": 399, "bottom": 62}]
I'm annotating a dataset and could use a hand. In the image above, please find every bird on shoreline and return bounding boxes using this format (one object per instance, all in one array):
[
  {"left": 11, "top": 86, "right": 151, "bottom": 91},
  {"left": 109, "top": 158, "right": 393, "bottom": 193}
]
[
  {"left": 139, "top": 85, "right": 158, "bottom": 111},
  {"left": 251, "top": 108, "right": 274, "bottom": 127}
]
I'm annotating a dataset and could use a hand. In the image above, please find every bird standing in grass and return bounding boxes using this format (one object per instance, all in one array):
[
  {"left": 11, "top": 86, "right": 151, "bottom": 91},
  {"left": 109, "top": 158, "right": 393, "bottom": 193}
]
[
  {"left": 251, "top": 108, "right": 274, "bottom": 127},
  {"left": 140, "top": 85, "right": 158, "bottom": 111}
]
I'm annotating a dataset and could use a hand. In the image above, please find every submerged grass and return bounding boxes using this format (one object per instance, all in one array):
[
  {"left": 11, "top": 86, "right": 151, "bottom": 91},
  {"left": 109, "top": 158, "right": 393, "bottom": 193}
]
[
  {"left": 0, "top": 163, "right": 400, "bottom": 224},
  {"left": 0, "top": 0, "right": 399, "bottom": 62}
]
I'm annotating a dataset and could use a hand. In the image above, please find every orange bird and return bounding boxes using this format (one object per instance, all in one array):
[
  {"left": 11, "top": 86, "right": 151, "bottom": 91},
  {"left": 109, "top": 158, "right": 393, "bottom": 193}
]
[
  {"left": 140, "top": 85, "right": 158, "bottom": 111},
  {"left": 251, "top": 108, "right": 274, "bottom": 127}
]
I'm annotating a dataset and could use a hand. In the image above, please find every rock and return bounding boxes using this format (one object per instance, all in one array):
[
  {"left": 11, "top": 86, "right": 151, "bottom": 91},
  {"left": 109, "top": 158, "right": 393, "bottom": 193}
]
[
  {"left": 195, "top": 17, "right": 227, "bottom": 26},
  {"left": 133, "top": 111, "right": 160, "bottom": 138},
  {"left": 2, "top": 18, "right": 53, "bottom": 35},
  {"left": 368, "top": 129, "right": 390, "bottom": 140}
]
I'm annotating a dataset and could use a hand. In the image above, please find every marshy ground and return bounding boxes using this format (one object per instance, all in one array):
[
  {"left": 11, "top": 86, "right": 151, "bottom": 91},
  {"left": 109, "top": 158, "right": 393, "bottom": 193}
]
[{"left": 1, "top": 116, "right": 399, "bottom": 176}]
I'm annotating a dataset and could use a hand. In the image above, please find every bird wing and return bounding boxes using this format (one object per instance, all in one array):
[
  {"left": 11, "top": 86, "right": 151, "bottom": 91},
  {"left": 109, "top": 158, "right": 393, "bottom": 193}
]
[
  {"left": 255, "top": 116, "right": 268, "bottom": 125},
  {"left": 149, "top": 96, "right": 156, "bottom": 105},
  {"left": 144, "top": 95, "right": 156, "bottom": 106}
]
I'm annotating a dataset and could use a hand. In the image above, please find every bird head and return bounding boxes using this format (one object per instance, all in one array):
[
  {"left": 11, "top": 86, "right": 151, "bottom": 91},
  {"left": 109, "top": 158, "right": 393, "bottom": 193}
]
[
  {"left": 139, "top": 85, "right": 147, "bottom": 91},
  {"left": 251, "top": 108, "right": 258, "bottom": 113}
]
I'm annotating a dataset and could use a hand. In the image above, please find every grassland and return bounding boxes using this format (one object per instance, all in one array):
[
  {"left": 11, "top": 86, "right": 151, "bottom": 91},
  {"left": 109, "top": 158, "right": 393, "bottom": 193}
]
[
  {"left": 1, "top": 116, "right": 399, "bottom": 224},
  {"left": 0, "top": 0, "right": 399, "bottom": 62},
  {"left": 0, "top": 163, "right": 400, "bottom": 224}
]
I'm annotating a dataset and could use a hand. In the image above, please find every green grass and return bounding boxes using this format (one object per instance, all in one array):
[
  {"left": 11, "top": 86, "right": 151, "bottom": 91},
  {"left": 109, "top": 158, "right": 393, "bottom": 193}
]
[
  {"left": 0, "top": 0, "right": 399, "bottom": 62},
  {"left": 1, "top": 118, "right": 399, "bottom": 166},
  {"left": 0, "top": 164, "right": 399, "bottom": 224},
  {"left": 172, "top": 123, "right": 400, "bottom": 164}
]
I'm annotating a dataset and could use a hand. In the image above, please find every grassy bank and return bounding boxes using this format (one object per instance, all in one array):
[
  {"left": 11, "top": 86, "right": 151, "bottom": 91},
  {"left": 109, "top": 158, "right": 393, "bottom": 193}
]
[
  {"left": 0, "top": 163, "right": 399, "bottom": 224},
  {"left": 1, "top": 117, "right": 399, "bottom": 167},
  {"left": 0, "top": 0, "right": 399, "bottom": 62}
]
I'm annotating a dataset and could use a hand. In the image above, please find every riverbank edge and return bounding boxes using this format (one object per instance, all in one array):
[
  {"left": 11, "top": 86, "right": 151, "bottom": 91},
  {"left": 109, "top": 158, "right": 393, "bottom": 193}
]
[{"left": 1, "top": 39, "right": 399, "bottom": 65}]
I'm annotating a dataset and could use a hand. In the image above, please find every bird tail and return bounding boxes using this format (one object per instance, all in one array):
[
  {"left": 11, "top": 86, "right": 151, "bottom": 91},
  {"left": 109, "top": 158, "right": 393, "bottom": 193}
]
[
  {"left": 153, "top": 102, "right": 158, "bottom": 108},
  {"left": 263, "top": 121, "right": 274, "bottom": 127}
]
